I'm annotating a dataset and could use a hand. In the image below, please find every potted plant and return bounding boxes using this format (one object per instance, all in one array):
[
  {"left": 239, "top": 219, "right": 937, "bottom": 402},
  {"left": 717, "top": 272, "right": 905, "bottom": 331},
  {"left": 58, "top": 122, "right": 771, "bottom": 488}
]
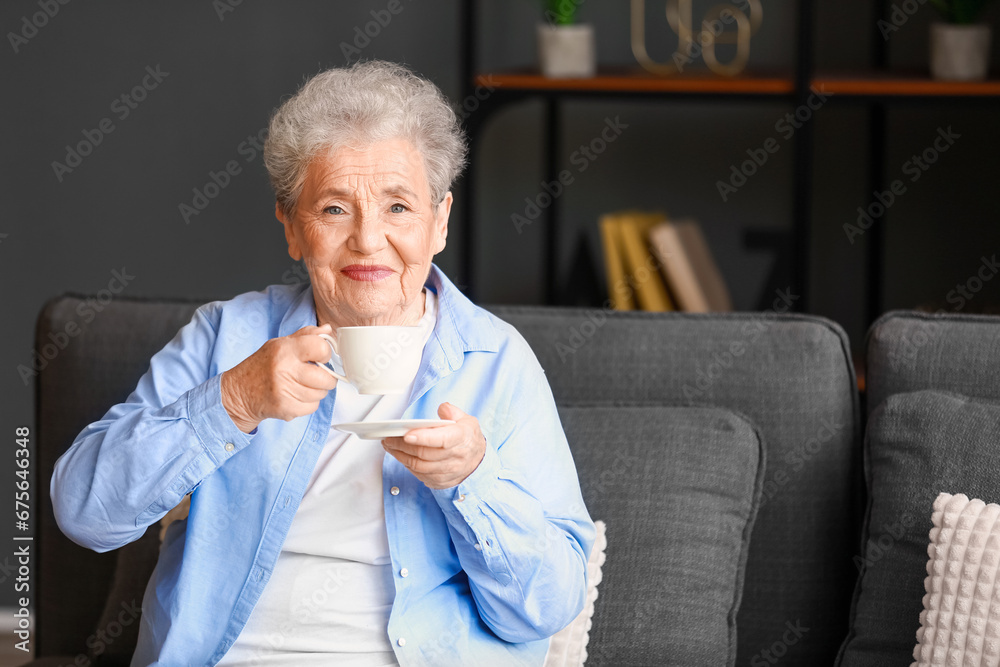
[
  {"left": 537, "top": 0, "right": 596, "bottom": 78},
  {"left": 929, "top": 0, "right": 995, "bottom": 80}
]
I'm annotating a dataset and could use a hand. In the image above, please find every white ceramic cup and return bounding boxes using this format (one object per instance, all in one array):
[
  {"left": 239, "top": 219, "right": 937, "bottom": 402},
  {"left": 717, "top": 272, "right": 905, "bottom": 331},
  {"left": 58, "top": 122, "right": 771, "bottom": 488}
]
[{"left": 316, "top": 327, "right": 423, "bottom": 395}]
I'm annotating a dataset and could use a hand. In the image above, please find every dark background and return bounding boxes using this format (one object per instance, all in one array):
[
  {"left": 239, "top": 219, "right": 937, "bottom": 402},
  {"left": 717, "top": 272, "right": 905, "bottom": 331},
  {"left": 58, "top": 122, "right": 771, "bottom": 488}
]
[{"left": 2, "top": 0, "right": 1000, "bottom": 612}]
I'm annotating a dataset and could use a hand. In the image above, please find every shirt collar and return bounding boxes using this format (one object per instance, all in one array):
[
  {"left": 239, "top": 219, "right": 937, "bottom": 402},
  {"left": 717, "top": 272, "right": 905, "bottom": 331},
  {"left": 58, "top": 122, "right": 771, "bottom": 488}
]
[
  {"left": 277, "top": 281, "right": 319, "bottom": 339},
  {"left": 424, "top": 264, "right": 499, "bottom": 371}
]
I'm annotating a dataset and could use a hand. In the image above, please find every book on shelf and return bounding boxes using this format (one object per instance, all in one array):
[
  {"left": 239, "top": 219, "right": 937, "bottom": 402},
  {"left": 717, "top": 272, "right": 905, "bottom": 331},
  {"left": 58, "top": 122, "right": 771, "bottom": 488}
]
[
  {"left": 598, "top": 213, "right": 635, "bottom": 311},
  {"left": 599, "top": 210, "right": 674, "bottom": 312},
  {"left": 649, "top": 219, "right": 733, "bottom": 312}
]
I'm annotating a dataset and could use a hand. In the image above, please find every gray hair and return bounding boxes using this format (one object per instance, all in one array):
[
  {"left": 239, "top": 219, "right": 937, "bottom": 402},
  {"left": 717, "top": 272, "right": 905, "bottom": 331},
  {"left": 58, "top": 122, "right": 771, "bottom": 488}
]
[{"left": 264, "top": 60, "right": 467, "bottom": 214}]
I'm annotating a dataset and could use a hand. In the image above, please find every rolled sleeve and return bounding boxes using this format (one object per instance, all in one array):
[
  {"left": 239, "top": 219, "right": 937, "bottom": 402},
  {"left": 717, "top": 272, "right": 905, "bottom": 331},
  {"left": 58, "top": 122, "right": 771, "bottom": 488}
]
[{"left": 188, "top": 373, "right": 256, "bottom": 465}]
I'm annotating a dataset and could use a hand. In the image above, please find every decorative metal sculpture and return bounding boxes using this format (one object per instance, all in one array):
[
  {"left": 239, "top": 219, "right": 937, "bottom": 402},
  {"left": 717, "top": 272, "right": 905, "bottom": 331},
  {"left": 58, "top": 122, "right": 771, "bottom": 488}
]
[{"left": 631, "top": 0, "right": 762, "bottom": 76}]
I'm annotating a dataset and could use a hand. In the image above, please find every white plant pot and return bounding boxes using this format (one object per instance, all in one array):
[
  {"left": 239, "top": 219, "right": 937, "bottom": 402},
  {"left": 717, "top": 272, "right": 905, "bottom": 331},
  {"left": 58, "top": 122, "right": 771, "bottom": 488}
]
[
  {"left": 537, "top": 23, "right": 596, "bottom": 79},
  {"left": 930, "top": 23, "right": 992, "bottom": 81}
]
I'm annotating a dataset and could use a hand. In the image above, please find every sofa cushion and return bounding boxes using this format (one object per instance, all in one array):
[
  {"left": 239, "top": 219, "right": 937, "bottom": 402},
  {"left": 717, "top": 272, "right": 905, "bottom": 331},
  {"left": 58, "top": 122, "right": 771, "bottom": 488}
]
[
  {"left": 492, "top": 307, "right": 860, "bottom": 664},
  {"left": 866, "top": 311, "right": 1000, "bottom": 417},
  {"left": 837, "top": 390, "right": 1000, "bottom": 666},
  {"left": 559, "top": 404, "right": 765, "bottom": 667}
]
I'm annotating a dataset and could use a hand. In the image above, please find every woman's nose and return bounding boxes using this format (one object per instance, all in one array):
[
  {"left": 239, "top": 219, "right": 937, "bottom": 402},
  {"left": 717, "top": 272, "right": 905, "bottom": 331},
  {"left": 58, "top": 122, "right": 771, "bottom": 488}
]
[{"left": 347, "top": 211, "right": 387, "bottom": 254}]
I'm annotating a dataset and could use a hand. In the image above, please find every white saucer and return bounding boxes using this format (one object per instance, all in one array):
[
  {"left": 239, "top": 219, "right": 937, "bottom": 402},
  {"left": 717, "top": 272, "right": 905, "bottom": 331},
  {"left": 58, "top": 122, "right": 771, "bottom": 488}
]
[{"left": 333, "top": 419, "right": 455, "bottom": 440}]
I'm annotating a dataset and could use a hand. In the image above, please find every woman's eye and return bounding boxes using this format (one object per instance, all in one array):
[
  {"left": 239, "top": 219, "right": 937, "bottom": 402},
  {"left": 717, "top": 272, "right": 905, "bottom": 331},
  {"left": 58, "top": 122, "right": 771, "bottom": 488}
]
[
  {"left": 324, "top": 206, "right": 344, "bottom": 215},
  {"left": 390, "top": 204, "right": 407, "bottom": 213}
]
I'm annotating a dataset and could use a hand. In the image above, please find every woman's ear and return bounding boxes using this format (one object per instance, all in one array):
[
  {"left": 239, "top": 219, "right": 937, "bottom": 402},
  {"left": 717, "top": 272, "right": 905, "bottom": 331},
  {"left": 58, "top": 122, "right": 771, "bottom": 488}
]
[
  {"left": 276, "top": 201, "right": 302, "bottom": 260},
  {"left": 432, "top": 192, "right": 453, "bottom": 254}
]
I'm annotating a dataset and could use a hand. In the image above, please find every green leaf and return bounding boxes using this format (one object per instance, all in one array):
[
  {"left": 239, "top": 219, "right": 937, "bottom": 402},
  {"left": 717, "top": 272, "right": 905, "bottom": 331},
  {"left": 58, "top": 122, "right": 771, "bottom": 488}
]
[{"left": 545, "top": 0, "right": 576, "bottom": 25}]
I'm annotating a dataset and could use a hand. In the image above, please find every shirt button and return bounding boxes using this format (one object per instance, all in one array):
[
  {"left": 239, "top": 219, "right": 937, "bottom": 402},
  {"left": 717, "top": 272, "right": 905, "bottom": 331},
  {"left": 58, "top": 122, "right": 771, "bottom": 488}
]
[
  {"left": 400, "top": 567, "right": 409, "bottom": 577},
  {"left": 397, "top": 637, "right": 406, "bottom": 647},
  {"left": 457, "top": 494, "right": 466, "bottom": 502},
  {"left": 474, "top": 543, "right": 482, "bottom": 551},
  {"left": 224, "top": 443, "right": 235, "bottom": 452},
  {"left": 390, "top": 486, "right": 400, "bottom": 496}
]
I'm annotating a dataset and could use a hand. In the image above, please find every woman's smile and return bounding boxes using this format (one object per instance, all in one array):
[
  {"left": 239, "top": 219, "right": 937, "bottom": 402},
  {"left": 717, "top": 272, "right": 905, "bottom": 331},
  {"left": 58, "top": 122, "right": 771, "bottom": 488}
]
[{"left": 341, "top": 264, "right": 394, "bottom": 281}]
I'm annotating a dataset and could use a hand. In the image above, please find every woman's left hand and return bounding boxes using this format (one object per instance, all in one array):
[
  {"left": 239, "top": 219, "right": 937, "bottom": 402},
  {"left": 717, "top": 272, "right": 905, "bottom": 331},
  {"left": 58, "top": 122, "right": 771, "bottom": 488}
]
[{"left": 382, "top": 402, "right": 486, "bottom": 490}]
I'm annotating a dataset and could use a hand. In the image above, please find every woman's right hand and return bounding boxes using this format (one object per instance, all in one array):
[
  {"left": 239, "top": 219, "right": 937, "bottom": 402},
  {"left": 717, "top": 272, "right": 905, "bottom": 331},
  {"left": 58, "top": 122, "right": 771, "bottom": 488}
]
[{"left": 221, "top": 324, "right": 339, "bottom": 433}]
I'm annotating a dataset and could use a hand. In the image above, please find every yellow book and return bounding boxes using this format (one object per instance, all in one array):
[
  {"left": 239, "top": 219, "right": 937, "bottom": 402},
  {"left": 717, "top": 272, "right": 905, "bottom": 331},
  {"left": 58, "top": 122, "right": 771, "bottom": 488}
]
[
  {"left": 599, "top": 213, "right": 635, "bottom": 310},
  {"left": 616, "top": 211, "right": 674, "bottom": 312}
]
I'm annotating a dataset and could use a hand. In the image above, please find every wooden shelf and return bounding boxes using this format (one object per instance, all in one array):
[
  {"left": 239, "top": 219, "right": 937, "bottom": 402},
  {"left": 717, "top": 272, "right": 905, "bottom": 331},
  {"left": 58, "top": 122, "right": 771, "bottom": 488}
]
[
  {"left": 475, "top": 68, "right": 795, "bottom": 95},
  {"left": 475, "top": 69, "right": 1000, "bottom": 98},
  {"left": 812, "top": 72, "right": 1000, "bottom": 97}
]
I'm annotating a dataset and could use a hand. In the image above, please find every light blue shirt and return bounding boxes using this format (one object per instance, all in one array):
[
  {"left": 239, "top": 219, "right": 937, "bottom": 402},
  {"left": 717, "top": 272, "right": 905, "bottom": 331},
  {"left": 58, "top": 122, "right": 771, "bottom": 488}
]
[{"left": 51, "top": 265, "right": 595, "bottom": 667}]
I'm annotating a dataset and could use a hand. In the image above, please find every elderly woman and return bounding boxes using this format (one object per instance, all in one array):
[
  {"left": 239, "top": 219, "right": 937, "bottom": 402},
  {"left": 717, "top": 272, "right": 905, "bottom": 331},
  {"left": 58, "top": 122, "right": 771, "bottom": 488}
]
[{"left": 51, "top": 61, "right": 594, "bottom": 666}]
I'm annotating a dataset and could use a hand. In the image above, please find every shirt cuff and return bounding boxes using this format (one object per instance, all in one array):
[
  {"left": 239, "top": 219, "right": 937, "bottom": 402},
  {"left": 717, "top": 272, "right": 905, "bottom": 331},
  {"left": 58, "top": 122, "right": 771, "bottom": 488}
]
[
  {"left": 431, "top": 442, "right": 501, "bottom": 520},
  {"left": 187, "top": 374, "right": 255, "bottom": 465},
  {"left": 430, "top": 444, "right": 512, "bottom": 584}
]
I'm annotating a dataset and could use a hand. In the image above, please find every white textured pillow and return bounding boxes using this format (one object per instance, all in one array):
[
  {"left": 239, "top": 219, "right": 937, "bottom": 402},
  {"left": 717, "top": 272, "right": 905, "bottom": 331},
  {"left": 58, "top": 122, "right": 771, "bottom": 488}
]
[
  {"left": 544, "top": 520, "right": 607, "bottom": 667},
  {"left": 912, "top": 493, "right": 1000, "bottom": 666}
]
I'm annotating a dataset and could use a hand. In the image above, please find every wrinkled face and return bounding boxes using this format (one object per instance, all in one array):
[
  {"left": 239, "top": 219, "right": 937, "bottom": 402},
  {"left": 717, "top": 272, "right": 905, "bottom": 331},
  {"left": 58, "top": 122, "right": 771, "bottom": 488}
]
[{"left": 277, "top": 138, "right": 451, "bottom": 328}]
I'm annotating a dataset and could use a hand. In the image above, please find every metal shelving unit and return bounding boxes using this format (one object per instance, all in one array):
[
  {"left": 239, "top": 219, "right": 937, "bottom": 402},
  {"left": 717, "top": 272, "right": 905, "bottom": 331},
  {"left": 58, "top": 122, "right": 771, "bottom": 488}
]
[{"left": 456, "top": 0, "right": 1000, "bottom": 322}]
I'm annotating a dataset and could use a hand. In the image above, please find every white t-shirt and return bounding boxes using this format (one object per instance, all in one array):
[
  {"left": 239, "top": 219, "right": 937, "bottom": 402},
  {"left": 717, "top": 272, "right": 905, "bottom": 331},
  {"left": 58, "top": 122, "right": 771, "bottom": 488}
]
[{"left": 217, "top": 289, "right": 437, "bottom": 667}]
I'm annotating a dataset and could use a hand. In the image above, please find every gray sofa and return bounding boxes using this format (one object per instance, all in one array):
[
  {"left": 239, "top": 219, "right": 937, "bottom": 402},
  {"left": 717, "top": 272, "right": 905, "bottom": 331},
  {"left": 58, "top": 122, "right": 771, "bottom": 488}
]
[{"left": 26, "top": 295, "right": 1000, "bottom": 666}]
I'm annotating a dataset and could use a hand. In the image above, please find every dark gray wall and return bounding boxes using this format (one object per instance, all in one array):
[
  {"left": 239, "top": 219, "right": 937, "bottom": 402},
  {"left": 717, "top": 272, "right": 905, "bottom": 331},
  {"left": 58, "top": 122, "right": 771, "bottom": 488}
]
[{"left": 3, "top": 0, "right": 1000, "bottom": 614}]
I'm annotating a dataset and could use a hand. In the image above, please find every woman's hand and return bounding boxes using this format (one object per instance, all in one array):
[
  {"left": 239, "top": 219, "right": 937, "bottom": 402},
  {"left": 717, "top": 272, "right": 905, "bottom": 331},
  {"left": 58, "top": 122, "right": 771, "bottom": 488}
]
[
  {"left": 381, "top": 402, "right": 487, "bottom": 489},
  {"left": 221, "top": 324, "right": 339, "bottom": 433}
]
